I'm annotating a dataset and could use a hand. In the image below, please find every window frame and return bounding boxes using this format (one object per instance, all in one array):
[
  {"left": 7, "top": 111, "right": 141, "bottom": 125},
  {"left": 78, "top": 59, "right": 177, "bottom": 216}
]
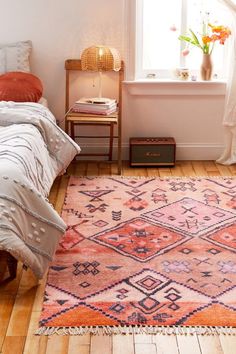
[
  {"left": 135, "top": 0, "right": 189, "bottom": 80},
  {"left": 131, "top": 0, "right": 230, "bottom": 81}
]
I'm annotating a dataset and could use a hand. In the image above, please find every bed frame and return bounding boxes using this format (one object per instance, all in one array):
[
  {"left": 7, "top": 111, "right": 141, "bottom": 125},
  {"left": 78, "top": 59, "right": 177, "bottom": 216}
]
[{"left": 0, "top": 250, "right": 17, "bottom": 282}]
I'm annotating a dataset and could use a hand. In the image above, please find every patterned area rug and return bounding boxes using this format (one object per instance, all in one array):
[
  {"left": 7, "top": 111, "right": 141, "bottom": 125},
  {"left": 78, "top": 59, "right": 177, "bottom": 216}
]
[{"left": 37, "top": 176, "right": 236, "bottom": 335}]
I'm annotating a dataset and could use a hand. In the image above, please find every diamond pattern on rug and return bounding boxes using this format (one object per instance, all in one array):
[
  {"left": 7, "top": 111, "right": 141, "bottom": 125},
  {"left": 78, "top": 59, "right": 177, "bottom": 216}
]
[
  {"left": 90, "top": 217, "right": 190, "bottom": 262},
  {"left": 143, "top": 197, "right": 236, "bottom": 236},
  {"left": 201, "top": 224, "right": 236, "bottom": 253},
  {"left": 127, "top": 269, "right": 172, "bottom": 295},
  {"left": 39, "top": 176, "right": 236, "bottom": 330}
]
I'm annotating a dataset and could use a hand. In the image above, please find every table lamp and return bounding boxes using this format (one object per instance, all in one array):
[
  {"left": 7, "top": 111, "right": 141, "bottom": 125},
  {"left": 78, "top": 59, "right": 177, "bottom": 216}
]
[{"left": 81, "top": 45, "right": 121, "bottom": 104}]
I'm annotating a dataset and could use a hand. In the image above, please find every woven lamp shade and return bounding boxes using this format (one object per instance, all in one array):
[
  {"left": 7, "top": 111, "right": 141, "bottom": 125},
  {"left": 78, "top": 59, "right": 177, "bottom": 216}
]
[{"left": 81, "top": 46, "right": 121, "bottom": 72}]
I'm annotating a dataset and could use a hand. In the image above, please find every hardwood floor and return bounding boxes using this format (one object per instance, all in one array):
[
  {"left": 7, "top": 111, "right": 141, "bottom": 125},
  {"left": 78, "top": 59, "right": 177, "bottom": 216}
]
[{"left": 1, "top": 160, "right": 236, "bottom": 354}]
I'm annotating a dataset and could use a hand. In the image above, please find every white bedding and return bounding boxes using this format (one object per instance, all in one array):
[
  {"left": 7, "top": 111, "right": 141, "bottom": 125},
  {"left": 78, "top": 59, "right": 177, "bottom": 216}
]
[
  {"left": 38, "top": 97, "right": 48, "bottom": 107},
  {"left": 0, "top": 101, "right": 81, "bottom": 278}
]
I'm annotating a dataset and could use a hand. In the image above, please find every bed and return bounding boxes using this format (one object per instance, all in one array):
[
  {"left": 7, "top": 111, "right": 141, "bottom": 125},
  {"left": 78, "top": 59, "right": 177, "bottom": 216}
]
[{"left": 0, "top": 100, "right": 80, "bottom": 280}]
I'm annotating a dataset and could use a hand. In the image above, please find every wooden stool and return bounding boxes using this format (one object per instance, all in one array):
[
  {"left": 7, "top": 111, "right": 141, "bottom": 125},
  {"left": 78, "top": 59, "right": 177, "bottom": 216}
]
[{"left": 64, "top": 59, "right": 124, "bottom": 174}]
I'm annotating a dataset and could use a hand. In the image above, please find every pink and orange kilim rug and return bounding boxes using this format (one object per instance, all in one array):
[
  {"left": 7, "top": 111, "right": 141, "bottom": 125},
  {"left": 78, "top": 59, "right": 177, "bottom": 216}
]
[{"left": 37, "top": 176, "right": 236, "bottom": 335}]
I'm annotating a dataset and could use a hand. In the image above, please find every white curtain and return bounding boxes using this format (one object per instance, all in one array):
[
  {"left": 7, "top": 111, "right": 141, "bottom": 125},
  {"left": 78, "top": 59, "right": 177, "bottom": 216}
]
[{"left": 216, "top": 0, "right": 236, "bottom": 165}]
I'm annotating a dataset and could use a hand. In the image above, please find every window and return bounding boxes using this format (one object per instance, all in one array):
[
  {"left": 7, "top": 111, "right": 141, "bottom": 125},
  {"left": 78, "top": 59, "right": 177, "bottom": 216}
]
[{"left": 135, "top": 0, "right": 231, "bottom": 80}]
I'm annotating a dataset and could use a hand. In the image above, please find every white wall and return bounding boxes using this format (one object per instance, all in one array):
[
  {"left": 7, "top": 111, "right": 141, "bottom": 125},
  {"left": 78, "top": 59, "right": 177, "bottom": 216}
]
[
  {"left": 123, "top": 86, "right": 225, "bottom": 160},
  {"left": 0, "top": 0, "right": 225, "bottom": 160}
]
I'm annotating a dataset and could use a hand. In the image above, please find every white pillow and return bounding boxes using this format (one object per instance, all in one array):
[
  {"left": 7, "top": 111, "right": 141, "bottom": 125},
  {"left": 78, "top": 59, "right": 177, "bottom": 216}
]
[{"left": 0, "top": 40, "right": 32, "bottom": 74}]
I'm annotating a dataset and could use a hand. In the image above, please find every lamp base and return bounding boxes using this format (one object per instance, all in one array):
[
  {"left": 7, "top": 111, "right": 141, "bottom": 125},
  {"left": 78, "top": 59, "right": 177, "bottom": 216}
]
[{"left": 86, "top": 97, "right": 113, "bottom": 104}]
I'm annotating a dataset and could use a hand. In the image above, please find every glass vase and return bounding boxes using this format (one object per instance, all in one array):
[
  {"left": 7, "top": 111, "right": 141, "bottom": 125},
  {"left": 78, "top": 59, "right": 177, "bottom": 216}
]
[{"left": 200, "top": 53, "right": 213, "bottom": 81}]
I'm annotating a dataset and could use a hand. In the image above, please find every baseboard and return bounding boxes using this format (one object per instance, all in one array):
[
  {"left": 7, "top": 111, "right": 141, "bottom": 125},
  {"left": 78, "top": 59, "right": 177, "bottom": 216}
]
[
  {"left": 77, "top": 142, "right": 224, "bottom": 161},
  {"left": 176, "top": 143, "right": 223, "bottom": 160}
]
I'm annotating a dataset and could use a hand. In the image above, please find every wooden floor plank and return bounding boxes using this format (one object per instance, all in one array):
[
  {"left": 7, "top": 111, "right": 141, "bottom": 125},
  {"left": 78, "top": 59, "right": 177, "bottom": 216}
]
[
  {"left": 171, "top": 163, "right": 184, "bottom": 177},
  {"left": 90, "top": 335, "right": 112, "bottom": 354},
  {"left": 207, "top": 170, "right": 221, "bottom": 177},
  {"left": 87, "top": 161, "right": 99, "bottom": 176},
  {"left": 68, "top": 343, "right": 90, "bottom": 354},
  {"left": 0, "top": 296, "right": 15, "bottom": 350},
  {"left": 215, "top": 163, "right": 232, "bottom": 176},
  {"left": 30, "top": 276, "right": 47, "bottom": 313},
  {"left": 66, "top": 160, "right": 77, "bottom": 176},
  {"left": 1, "top": 336, "right": 25, "bottom": 354},
  {"left": 191, "top": 161, "right": 207, "bottom": 176},
  {"left": 111, "top": 162, "right": 119, "bottom": 175},
  {"left": 135, "top": 343, "right": 157, "bottom": 354},
  {"left": 203, "top": 160, "right": 219, "bottom": 173},
  {"left": 23, "top": 311, "right": 48, "bottom": 354},
  {"left": 98, "top": 161, "right": 111, "bottom": 176},
  {"left": 134, "top": 334, "right": 153, "bottom": 344},
  {"left": 219, "top": 335, "right": 236, "bottom": 354},
  {"left": 45, "top": 336, "right": 69, "bottom": 354},
  {"left": 123, "top": 161, "right": 139, "bottom": 177},
  {"left": 74, "top": 160, "right": 87, "bottom": 176},
  {"left": 5, "top": 269, "right": 37, "bottom": 337},
  {"left": 68, "top": 334, "right": 90, "bottom": 351},
  {"left": 23, "top": 334, "right": 48, "bottom": 354},
  {"left": 128, "top": 167, "right": 148, "bottom": 177},
  {"left": 158, "top": 168, "right": 172, "bottom": 177},
  {"left": 112, "top": 334, "right": 134, "bottom": 354},
  {"left": 48, "top": 176, "right": 61, "bottom": 206},
  {"left": 198, "top": 335, "right": 223, "bottom": 354},
  {"left": 180, "top": 161, "right": 196, "bottom": 176},
  {"left": 228, "top": 164, "right": 236, "bottom": 175},
  {"left": 54, "top": 175, "right": 70, "bottom": 214},
  {"left": 147, "top": 168, "right": 160, "bottom": 177},
  {"left": 176, "top": 334, "right": 201, "bottom": 354},
  {"left": 152, "top": 334, "right": 179, "bottom": 354}
]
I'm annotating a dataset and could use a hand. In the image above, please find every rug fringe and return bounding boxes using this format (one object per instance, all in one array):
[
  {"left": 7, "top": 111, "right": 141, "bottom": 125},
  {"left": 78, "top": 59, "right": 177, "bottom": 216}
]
[{"left": 35, "top": 325, "right": 236, "bottom": 336}]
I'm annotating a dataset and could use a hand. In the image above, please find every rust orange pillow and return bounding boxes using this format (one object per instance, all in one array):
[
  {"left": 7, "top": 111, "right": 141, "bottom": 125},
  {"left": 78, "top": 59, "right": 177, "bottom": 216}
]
[{"left": 0, "top": 72, "right": 43, "bottom": 102}]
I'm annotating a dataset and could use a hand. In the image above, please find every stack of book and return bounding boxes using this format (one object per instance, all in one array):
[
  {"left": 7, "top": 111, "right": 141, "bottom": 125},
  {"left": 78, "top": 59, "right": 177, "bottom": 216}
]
[{"left": 71, "top": 98, "right": 117, "bottom": 115}]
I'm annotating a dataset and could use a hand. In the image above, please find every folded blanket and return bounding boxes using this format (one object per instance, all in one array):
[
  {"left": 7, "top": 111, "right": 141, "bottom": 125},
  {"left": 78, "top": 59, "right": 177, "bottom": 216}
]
[{"left": 0, "top": 101, "right": 80, "bottom": 278}]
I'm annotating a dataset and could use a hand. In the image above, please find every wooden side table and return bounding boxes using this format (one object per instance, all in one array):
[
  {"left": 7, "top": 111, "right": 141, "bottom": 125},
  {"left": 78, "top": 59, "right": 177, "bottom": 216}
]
[{"left": 64, "top": 59, "right": 124, "bottom": 174}]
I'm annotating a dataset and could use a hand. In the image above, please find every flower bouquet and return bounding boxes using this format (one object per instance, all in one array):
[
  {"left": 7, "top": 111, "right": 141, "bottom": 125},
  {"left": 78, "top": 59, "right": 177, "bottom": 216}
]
[
  {"left": 179, "top": 23, "right": 231, "bottom": 55},
  {"left": 179, "top": 23, "right": 231, "bottom": 80}
]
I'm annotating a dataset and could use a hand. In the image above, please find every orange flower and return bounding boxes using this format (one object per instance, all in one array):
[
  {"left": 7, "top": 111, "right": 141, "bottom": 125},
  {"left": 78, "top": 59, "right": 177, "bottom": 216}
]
[
  {"left": 223, "top": 27, "right": 231, "bottom": 36},
  {"left": 211, "top": 34, "right": 219, "bottom": 42},
  {"left": 208, "top": 23, "right": 231, "bottom": 35},
  {"left": 203, "top": 25, "right": 231, "bottom": 47},
  {"left": 220, "top": 36, "right": 228, "bottom": 45},
  {"left": 202, "top": 36, "right": 212, "bottom": 44},
  {"left": 209, "top": 24, "right": 231, "bottom": 37},
  {"left": 209, "top": 24, "right": 224, "bottom": 33},
  {"left": 179, "top": 23, "right": 231, "bottom": 55}
]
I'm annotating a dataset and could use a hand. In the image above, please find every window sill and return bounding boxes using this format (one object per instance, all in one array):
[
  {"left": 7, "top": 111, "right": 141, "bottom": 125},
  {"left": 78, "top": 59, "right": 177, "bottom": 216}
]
[{"left": 123, "top": 79, "right": 227, "bottom": 96}]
